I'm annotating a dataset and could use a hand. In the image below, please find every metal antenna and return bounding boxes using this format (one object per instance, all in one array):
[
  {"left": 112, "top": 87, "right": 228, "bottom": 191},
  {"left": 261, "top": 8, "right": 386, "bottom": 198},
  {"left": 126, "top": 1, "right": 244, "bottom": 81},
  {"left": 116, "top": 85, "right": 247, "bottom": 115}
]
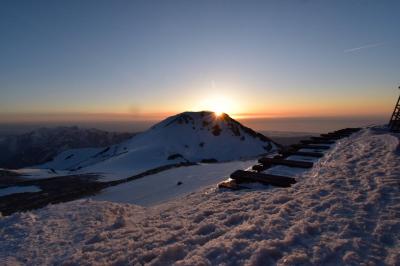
[{"left": 389, "top": 86, "right": 400, "bottom": 131}]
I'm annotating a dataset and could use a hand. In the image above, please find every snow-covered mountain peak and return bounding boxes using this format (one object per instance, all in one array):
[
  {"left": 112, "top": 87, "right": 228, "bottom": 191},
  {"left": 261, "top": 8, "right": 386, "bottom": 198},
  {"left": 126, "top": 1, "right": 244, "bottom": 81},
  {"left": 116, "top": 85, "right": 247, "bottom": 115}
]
[
  {"left": 37, "top": 111, "right": 278, "bottom": 178},
  {"left": 151, "top": 111, "right": 271, "bottom": 142},
  {"left": 155, "top": 111, "right": 233, "bottom": 129},
  {"left": 153, "top": 111, "right": 222, "bottom": 129}
]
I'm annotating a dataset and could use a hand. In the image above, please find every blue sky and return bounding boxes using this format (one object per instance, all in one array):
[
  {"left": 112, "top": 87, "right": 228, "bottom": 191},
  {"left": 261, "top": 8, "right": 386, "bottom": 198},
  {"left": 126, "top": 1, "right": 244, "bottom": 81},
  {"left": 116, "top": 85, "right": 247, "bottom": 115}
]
[{"left": 0, "top": 0, "right": 399, "bottom": 121}]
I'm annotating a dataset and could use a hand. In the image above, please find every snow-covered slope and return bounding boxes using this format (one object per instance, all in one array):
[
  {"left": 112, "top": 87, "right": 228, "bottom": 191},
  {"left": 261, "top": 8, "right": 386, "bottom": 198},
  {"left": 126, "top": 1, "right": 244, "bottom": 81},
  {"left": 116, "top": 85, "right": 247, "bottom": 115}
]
[
  {"left": 38, "top": 112, "right": 277, "bottom": 179},
  {"left": 90, "top": 159, "right": 257, "bottom": 206},
  {"left": 1, "top": 128, "right": 399, "bottom": 265}
]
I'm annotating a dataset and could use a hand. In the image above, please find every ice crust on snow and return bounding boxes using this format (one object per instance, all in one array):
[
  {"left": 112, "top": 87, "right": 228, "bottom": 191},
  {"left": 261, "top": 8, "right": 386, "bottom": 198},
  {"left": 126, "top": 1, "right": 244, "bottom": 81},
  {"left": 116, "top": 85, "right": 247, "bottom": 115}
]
[{"left": 0, "top": 128, "right": 399, "bottom": 265}]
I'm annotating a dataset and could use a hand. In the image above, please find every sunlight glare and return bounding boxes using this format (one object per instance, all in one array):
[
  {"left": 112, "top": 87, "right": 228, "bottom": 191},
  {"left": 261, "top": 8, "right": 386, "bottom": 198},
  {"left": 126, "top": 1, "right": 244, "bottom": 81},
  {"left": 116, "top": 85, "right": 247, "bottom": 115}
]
[{"left": 196, "top": 95, "right": 235, "bottom": 116}]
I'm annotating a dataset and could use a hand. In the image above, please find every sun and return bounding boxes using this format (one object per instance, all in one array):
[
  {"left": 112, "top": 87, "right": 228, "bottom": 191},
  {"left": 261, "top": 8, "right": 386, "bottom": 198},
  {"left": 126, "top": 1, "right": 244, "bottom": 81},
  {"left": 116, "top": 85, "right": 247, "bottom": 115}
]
[
  {"left": 196, "top": 95, "right": 234, "bottom": 116},
  {"left": 213, "top": 106, "right": 224, "bottom": 117}
]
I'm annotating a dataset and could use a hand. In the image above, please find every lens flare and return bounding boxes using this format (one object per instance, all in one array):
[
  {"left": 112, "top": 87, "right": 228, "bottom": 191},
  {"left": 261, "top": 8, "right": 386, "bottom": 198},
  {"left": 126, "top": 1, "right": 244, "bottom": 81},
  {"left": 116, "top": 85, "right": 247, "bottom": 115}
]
[{"left": 196, "top": 96, "right": 234, "bottom": 116}]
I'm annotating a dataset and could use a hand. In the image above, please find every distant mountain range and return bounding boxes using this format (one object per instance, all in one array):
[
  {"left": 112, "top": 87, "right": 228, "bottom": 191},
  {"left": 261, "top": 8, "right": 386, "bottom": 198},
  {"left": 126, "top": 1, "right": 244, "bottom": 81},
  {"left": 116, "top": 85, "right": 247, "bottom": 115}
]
[
  {"left": 0, "top": 126, "right": 135, "bottom": 169},
  {"left": 36, "top": 111, "right": 278, "bottom": 179}
]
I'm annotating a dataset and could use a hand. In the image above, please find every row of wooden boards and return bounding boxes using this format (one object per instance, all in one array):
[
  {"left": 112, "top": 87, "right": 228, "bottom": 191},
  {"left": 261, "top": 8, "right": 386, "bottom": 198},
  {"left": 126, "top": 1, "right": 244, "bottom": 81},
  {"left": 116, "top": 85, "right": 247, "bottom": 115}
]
[{"left": 219, "top": 128, "right": 361, "bottom": 190}]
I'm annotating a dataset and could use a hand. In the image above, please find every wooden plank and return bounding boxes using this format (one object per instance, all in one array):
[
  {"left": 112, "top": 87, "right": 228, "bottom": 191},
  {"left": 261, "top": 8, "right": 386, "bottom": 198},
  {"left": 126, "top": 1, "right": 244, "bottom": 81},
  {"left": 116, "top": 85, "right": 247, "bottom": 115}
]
[
  {"left": 326, "top": 132, "right": 351, "bottom": 136},
  {"left": 333, "top": 128, "right": 360, "bottom": 134},
  {"left": 287, "top": 151, "right": 324, "bottom": 158},
  {"left": 310, "top": 137, "right": 337, "bottom": 142},
  {"left": 259, "top": 157, "right": 314, "bottom": 168},
  {"left": 300, "top": 139, "right": 334, "bottom": 145},
  {"left": 290, "top": 144, "right": 331, "bottom": 150},
  {"left": 230, "top": 170, "right": 296, "bottom": 187},
  {"left": 319, "top": 134, "right": 343, "bottom": 139},
  {"left": 330, "top": 132, "right": 352, "bottom": 136},
  {"left": 327, "top": 133, "right": 348, "bottom": 137}
]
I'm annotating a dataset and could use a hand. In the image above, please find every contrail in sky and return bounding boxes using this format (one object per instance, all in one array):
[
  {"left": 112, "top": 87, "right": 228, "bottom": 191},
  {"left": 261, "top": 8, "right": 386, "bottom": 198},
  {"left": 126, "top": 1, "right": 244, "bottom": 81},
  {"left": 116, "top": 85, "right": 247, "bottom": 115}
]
[{"left": 344, "top": 42, "right": 385, "bottom": 53}]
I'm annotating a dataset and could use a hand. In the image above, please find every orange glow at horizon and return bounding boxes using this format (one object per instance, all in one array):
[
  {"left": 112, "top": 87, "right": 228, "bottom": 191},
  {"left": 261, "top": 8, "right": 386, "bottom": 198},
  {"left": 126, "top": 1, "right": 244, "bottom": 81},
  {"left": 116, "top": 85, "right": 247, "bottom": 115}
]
[{"left": 0, "top": 88, "right": 393, "bottom": 123}]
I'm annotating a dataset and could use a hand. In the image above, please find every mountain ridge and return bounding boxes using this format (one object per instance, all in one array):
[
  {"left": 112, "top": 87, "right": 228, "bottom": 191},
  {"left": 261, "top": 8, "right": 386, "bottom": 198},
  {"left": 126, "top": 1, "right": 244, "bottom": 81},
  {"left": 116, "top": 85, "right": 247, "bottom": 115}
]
[
  {"left": 0, "top": 126, "right": 135, "bottom": 169},
  {"left": 37, "top": 111, "right": 278, "bottom": 180}
]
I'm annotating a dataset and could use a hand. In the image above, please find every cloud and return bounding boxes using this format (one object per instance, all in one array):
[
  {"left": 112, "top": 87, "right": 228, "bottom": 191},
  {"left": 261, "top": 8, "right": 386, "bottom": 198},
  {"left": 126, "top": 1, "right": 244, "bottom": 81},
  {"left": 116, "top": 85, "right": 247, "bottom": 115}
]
[{"left": 344, "top": 42, "right": 385, "bottom": 53}]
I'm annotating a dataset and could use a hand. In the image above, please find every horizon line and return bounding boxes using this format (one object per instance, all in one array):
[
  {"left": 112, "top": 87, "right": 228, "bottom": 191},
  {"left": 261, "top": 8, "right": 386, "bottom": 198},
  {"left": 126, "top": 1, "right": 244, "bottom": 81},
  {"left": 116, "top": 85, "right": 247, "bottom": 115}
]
[{"left": 0, "top": 111, "right": 389, "bottom": 124}]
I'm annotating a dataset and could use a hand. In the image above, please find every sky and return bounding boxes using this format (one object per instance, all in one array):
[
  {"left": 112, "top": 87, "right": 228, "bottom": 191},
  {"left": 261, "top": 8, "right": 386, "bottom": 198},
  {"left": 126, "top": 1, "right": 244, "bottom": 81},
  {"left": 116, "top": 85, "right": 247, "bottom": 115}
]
[{"left": 0, "top": 0, "right": 399, "bottom": 124}]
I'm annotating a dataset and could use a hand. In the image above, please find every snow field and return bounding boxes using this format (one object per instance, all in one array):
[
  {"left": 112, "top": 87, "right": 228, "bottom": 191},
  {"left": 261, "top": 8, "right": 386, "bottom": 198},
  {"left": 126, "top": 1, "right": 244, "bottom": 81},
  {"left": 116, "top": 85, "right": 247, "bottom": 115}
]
[
  {"left": 90, "top": 160, "right": 257, "bottom": 206},
  {"left": 0, "top": 128, "right": 399, "bottom": 265}
]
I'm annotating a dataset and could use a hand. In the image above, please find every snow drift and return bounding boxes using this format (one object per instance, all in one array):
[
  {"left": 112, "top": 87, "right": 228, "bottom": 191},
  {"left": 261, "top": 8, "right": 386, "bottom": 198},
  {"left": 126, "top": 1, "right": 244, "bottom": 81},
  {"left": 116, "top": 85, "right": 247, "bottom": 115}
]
[
  {"left": 38, "top": 112, "right": 277, "bottom": 179},
  {"left": 1, "top": 127, "right": 399, "bottom": 265}
]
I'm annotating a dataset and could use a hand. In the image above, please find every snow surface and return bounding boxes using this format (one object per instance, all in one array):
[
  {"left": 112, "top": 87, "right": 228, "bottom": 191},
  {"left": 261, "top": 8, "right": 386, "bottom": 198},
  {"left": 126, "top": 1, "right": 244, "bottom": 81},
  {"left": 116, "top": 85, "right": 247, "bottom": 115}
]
[
  {"left": 0, "top": 186, "right": 41, "bottom": 197},
  {"left": 91, "top": 160, "right": 256, "bottom": 206},
  {"left": 7, "top": 168, "right": 70, "bottom": 179},
  {"left": 39, "top": 148, "right": 101, "bottom": 170},
  {"left": 1, "top": 128, "right": 399, "bottom": 265},
  {"left": 34, "top": 112, "right": 277, "bottom": 181}
]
